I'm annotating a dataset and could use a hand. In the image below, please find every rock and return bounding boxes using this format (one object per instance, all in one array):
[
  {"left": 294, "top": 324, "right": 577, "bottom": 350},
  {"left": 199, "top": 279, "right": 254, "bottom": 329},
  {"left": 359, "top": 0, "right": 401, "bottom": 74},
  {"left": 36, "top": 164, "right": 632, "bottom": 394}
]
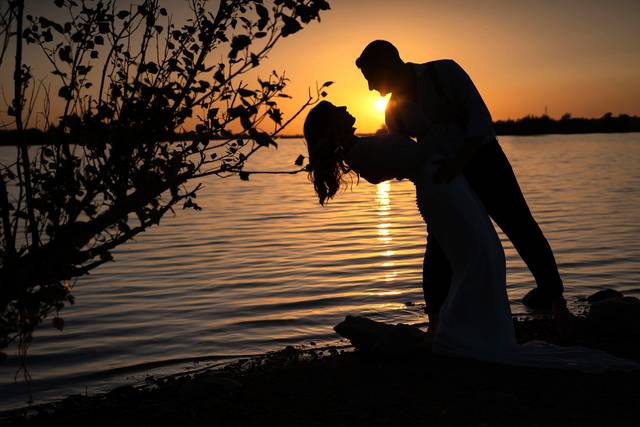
[
  {"left": 334, "top": 315, "right": 429, "bottom": 355},
  {"left": 588, "top": 296, "right": 640, "bottom": 333},
  {"left": 106, "top": 384, "right": 137, "bottom": 399},
  {"left": 587, "top": 289, "right": 624, "bottom": 303}
]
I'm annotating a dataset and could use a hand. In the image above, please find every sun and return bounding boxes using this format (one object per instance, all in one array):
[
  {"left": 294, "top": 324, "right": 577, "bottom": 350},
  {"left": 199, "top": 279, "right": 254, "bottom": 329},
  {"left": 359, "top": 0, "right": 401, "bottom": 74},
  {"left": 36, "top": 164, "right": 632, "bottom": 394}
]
[{"left": 375, "top": 95, "right": 390, "bottom": 113}]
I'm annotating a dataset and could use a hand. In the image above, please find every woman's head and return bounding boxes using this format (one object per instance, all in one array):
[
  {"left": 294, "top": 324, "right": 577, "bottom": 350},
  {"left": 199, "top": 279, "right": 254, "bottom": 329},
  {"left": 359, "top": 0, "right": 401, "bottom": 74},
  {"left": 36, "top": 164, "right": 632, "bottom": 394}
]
[{"left": 304, "top": 101, "right": 357, "bottom": 205}]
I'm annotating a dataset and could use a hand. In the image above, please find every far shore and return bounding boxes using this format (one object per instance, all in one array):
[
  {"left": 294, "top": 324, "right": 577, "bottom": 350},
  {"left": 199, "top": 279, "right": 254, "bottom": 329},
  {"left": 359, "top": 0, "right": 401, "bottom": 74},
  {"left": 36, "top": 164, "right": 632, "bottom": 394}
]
[
  {"left": 1, "top": 113, "right": 640, "bottom": 147},
  {"left": 1, "top": 130, "right": 639, "bottom": 147}
]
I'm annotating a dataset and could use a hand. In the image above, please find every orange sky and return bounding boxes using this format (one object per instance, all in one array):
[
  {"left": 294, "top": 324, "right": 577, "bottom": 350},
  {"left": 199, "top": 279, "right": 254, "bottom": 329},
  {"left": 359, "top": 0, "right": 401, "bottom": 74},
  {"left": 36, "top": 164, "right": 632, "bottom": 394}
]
[
  {"left": 261, "top": 0, "right": 640, "bottom": 134},
  {"left": 2, "top": 0, "right": 639, "bottom": 135}
]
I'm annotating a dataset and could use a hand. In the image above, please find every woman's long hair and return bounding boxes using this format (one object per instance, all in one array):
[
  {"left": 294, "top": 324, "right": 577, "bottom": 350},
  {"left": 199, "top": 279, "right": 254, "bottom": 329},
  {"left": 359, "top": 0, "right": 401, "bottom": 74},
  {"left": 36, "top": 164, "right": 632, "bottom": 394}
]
[{"left": 303, "top": 101, "right": 354, "bottom": 206}]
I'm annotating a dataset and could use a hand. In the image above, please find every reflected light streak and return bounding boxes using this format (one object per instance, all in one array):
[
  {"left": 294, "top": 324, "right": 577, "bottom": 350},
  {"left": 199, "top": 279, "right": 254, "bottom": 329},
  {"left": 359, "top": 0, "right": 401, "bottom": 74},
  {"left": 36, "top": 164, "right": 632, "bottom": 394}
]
[
  {"left": 376, "top": 181, "right": 393, "bottom": 249},
  {"left": 374, "top": 289, "right": 402, "bottom": 296},
  {"left": 371, "top": 181, "right": 400, "bottom": 289},
  {"left": 384, "top": 271, "right": 398, "bottom": 282},
  {"left": 377, "top": 181, "right": 390, "bottom": 206}
]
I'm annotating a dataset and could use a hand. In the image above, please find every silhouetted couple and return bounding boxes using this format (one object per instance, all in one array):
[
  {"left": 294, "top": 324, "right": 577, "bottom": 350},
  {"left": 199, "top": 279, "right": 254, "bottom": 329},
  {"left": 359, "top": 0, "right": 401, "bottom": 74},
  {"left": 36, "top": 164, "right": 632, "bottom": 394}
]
[{"left": 303, "top": 40, "right": 637, "bottom": 370}]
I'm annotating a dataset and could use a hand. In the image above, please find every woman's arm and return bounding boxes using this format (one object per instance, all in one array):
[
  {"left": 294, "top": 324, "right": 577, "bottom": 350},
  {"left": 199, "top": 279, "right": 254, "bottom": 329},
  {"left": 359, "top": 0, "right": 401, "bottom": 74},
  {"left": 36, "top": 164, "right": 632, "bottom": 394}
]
[{"left": 346, "top": 134, "right": 424, "bottom": 184}]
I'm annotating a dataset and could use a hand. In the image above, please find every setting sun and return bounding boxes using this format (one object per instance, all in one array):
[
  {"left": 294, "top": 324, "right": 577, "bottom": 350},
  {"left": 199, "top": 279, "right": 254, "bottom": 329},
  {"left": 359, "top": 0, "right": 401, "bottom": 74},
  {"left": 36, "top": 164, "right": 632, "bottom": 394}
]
[{"left": 375, "top": 96, "right": 390, "bottom": 113}]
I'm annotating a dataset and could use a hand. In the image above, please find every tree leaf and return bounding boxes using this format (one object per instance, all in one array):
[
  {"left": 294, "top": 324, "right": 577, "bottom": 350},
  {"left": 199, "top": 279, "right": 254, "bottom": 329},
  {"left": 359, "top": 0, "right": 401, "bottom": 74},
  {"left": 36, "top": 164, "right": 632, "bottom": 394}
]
[
  {"left": 240, "top": 115, "right": 252, "bottom": 130},
  {"left": 253, "top": 132, "right": 275, "bottom": 147},
  {"left": 58, "top": 45, "right": 72, "bottom": 63},
  {"left": 268, "top": 108, "right": 282, "bottom": 125},
  {"left": 281, "top": 15, "right": 302, "bottom": 37},
  {"left": 98, "top": 22, "right": 110, "bottom": 34},
  {"left": 255, "top": 3, "right": 269, "bottom": 30},
  {"left": 58, "top": 85, "right": 73, "bottom": 100},
  {"left": 230, "top": 35, "right": 251, "bottom": 51},
  {"left": 52, "top": 317, "right": 64, "bottom": 331},
  {"left": 238, "top": 88, "right": 255, "bottom": 97}
]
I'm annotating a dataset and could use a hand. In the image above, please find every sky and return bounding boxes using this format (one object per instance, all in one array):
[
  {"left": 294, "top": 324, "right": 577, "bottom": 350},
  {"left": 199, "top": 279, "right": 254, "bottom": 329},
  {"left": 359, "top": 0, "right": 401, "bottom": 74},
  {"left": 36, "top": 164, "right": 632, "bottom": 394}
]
[
  {"left": 2, "top": 0, "right": 640, "bottom": 134},
  {"left": 263, "top": 0, "right": 640, "bottom": 134}
]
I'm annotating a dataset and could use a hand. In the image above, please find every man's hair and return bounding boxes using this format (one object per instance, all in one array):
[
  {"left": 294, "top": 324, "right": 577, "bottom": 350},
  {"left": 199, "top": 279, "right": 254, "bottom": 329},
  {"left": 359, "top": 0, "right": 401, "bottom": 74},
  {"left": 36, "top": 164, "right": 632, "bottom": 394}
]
[{"left": 355, "top": 40, "right": 401, "bottom": 70}]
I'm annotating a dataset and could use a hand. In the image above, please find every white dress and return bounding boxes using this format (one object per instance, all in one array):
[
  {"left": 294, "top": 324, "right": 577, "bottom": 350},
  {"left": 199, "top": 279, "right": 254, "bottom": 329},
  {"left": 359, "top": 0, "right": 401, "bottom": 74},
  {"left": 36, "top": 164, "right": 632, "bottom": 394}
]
[{"left": 348, "top": 128, "right": 639, "bottom": 372}]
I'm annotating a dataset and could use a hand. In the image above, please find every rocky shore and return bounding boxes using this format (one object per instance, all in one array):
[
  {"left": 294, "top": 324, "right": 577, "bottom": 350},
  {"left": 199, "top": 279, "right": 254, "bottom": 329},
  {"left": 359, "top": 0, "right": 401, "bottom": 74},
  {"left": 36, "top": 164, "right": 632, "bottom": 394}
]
[{"left": 2, "top": 289, "right": 639, "bottom": 427}]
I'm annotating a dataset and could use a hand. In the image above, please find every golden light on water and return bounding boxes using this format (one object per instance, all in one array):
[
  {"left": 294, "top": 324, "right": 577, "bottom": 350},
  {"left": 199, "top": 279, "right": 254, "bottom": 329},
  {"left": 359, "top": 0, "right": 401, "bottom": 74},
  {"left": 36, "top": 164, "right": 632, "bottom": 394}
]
[
  {"left": 376, "top": 181, "right": 391, "bottom": 221},
  {"left": 375, "top": 290, "right": 402, "bottom": 296},
  {"left": 377, "top": 181, "right": 390, "bottom": 207},
  {"left": 376, "top": 181, "right": 398, "bottom": 283},
  {"left": 377, "top": 181, "right": 392, "bottom": 246}
]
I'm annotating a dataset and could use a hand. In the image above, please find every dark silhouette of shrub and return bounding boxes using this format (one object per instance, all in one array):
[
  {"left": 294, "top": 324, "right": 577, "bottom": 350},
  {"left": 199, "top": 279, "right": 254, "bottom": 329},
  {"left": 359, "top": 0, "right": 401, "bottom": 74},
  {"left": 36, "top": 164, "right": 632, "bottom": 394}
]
[{"left": 0, "top": 0, "right": 331, "bottom": 384}]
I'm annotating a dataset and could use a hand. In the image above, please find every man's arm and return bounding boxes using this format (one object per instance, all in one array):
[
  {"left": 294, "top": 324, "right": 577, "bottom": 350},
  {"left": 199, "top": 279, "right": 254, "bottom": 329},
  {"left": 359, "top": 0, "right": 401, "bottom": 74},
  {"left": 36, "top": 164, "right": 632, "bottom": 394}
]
[
  {"left": 431, "top": 60, "right": 494, "bottom": 183},
  {"left": 440, "top": 59, "right": 494, "bottom": 142}
]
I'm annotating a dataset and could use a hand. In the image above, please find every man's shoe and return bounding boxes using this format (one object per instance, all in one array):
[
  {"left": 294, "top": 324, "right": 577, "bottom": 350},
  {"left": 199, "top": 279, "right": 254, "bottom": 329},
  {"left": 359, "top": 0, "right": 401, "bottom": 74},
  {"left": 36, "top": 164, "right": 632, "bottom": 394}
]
[{"left": 522, "top": 288, "right": 553, "bottom": 310}]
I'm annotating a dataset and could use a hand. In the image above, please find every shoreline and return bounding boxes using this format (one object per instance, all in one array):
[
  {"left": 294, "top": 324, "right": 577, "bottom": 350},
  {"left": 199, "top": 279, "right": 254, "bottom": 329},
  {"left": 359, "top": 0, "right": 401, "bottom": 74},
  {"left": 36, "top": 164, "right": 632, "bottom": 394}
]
[
  {"left": 1, "top": 130, "right": 640, "bottom": 147},
  {"left": 2, "top": 290, "right": 639, "bottom": 427}
]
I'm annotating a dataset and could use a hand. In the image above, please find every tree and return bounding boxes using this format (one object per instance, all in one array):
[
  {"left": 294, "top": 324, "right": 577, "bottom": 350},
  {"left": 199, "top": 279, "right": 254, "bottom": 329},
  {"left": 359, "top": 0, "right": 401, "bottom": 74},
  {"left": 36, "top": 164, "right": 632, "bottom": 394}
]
[{"left": 0, "top": 0, "right": 331, "bottom": 378}]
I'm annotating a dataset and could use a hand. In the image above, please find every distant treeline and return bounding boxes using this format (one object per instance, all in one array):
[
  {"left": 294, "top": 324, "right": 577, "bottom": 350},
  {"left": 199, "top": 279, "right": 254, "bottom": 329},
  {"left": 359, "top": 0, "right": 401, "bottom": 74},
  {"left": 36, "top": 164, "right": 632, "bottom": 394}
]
[
  {"left": 0, "top": 128, "right": 305, "bottom": 146},
  {"left": 2, "top": 113, "right": 640, "bottom": 146},
  {"left": 493, "top": 113, "right": 640, "bottom": 136}
]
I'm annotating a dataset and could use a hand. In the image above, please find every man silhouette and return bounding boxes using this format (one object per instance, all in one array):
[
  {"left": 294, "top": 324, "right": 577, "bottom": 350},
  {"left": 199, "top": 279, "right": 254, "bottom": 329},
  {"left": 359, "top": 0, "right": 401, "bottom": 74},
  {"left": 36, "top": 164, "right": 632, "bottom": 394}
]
[{"left": 356, "top": 40, "right": 570, "bottom": 331}]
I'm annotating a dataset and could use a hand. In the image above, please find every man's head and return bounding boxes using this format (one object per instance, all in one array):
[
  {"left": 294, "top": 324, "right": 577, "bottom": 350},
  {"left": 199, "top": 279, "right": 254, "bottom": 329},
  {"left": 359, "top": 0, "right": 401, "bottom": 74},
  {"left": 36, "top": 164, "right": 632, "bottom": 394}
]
[{"left": 356, "top": 40, "right": 405, "bottom": 96}]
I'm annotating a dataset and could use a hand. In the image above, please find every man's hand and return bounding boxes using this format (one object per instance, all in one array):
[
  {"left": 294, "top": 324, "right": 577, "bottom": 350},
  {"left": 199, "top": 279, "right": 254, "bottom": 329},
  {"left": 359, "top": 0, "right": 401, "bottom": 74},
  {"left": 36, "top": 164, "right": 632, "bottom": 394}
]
[{"left": 433, "top": 157, "right": 464, "bottom": 184}]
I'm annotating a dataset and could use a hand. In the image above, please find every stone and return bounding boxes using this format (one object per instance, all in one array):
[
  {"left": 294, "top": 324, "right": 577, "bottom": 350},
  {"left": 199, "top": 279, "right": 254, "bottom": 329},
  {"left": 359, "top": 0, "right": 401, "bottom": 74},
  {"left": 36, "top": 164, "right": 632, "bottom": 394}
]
[
  {"left": 588, "top": 296, "right": 640, "bottom": 333},
  {"left": 587, "top": 289, "right": 624, "bottom": 303},
  {"left": 334, "top": 315, "right": 429, "bottom": 355}
]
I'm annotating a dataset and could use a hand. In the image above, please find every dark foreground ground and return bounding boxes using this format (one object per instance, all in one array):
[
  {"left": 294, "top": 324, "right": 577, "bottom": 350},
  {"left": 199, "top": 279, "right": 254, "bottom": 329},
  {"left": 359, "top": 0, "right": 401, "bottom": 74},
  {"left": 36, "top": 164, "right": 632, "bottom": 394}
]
[{"left": 2, "top": 290, "right": 640, "bottom": 427}]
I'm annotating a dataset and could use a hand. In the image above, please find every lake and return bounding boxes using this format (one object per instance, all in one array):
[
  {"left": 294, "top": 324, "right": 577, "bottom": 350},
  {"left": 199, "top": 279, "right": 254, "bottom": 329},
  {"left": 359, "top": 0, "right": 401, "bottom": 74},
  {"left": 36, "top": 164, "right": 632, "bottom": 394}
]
[{"left": 1, "top": 133, "right": 640, "bottom": 410}]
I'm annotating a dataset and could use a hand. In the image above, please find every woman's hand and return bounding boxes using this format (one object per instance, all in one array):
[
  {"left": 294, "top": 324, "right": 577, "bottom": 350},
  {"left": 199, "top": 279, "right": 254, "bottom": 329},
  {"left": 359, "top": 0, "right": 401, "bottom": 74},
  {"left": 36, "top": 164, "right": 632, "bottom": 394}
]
[{"left": 432, "top": 134, "right": 483, "bottom": 184}]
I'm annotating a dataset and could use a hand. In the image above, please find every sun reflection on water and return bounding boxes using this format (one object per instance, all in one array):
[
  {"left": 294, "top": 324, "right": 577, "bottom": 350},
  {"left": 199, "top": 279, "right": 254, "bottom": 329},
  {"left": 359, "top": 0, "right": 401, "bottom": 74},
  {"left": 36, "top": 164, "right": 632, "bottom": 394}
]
[{"left": 376, "top": 181, "right": 399, "bottom": 283}]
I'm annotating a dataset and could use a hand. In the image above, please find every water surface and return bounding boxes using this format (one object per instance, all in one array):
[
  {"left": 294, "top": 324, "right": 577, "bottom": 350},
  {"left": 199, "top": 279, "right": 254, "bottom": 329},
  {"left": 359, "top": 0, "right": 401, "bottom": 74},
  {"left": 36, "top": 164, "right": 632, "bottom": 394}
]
[{"left": 1, "top": 133, "right": 639, "bottom": 409}]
